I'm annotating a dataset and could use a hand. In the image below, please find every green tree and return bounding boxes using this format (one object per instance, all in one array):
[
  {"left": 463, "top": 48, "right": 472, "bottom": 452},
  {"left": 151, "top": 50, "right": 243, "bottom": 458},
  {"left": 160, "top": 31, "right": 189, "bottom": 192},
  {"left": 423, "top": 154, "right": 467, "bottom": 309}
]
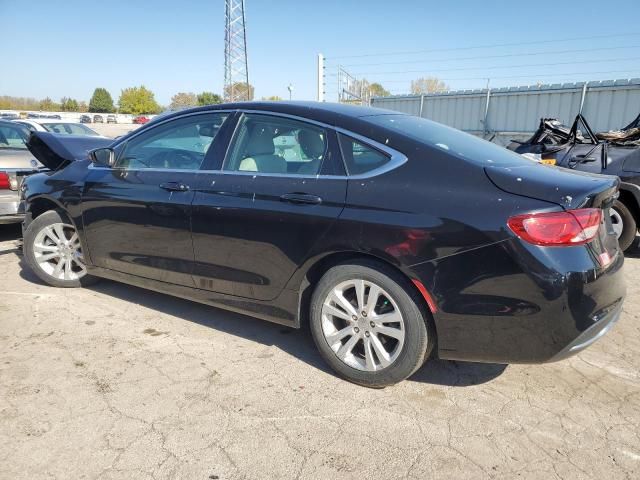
[
  {"left": 60, "top": 97, "right": 79, "bottom": 112},
  {"left": 369, "top": 83, "right": 390, "bottom": 97},
  {"left": 224, "top": 82, "right": 254, "bottom": 101},
  {"left": 197, "top": 91, "right": 223, "bottom": 106},
  {"left": 78, "top": 101, "right": 89, "bottom": 113},
  {"left": 118, "top": 86, "right": 161, "bottom": 115},
  {"left": 39, "top": 97, "right": 60, "bottom": 111},
  {"left": 410, "top": 77, "right": 449, "bottom": 94},
  {"left": 89, "top": 88, "right": 115, "bottom": 113},
  {"left": 169, "top": 92, "right": 197, "bottom": 110}
]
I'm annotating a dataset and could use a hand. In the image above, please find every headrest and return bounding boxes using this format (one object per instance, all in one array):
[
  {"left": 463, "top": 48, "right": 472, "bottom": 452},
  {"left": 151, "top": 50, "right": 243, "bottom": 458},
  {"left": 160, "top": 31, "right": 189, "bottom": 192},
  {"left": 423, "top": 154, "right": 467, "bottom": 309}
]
[
  {"left": 244, "top": 127, "right": 274, "bottom": 156},
  {"left": 298, "top": 130, "right": 325, "bottom": 160}
]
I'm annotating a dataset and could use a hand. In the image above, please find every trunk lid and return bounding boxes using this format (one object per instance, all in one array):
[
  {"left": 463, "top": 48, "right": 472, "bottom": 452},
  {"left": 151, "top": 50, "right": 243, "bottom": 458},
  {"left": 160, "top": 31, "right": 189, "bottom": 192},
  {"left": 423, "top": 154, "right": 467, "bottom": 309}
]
[
  {"left": 484, "top": 163, "right": 619, "bottom": 210},
  {"left": 26, "top": 131, "right": 113, "bottom": 171}
]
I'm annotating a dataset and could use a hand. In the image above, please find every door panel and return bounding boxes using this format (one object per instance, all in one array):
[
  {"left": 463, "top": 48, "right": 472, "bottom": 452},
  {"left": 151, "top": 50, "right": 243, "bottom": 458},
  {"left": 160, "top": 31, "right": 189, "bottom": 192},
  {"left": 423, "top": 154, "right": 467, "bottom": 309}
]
[
  {"left": 81, "top": 112, "right": 230, "bottom": 286},
  {"left": 190, "top": 112, "right": 347, "bottom": 300},
  {"left": 82, "top": 168, "right": 199, "bottom": 286},
  {"left": 191, "top": 174, "right": 347, "bottom": 299}
]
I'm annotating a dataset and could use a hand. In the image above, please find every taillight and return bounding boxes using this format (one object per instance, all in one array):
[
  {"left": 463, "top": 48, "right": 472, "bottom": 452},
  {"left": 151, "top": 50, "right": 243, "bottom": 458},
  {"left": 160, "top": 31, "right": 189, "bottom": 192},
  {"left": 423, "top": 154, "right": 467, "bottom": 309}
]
[
  {"left": 508, "top": 208, "right": 602, "bottom": 246},
  {"left": 0, "top": 172, "right": 10, "bottom": 189}
]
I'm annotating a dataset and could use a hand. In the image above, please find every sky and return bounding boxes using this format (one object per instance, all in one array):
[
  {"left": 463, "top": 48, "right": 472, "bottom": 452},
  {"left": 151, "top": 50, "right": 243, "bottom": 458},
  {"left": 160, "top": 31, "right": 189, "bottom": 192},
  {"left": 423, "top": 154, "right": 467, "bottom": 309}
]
[{"left": 2, "top": 0, "right": 640, "bottom": 106}]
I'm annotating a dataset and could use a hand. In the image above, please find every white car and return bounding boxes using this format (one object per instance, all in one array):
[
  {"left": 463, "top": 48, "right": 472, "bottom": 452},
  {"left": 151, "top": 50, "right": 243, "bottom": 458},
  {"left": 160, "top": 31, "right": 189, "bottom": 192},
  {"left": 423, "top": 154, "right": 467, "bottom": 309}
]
[{"left": 12, "top": 119, "right": 105, "bottom": 137}]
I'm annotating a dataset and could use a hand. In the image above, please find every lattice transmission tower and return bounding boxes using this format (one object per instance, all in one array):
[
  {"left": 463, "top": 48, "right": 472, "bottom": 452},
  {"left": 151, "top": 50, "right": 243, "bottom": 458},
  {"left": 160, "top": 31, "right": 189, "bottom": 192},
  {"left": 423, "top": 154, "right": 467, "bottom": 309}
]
[{"left": 224, "top": 0, "right": 250, "bottom": 102}]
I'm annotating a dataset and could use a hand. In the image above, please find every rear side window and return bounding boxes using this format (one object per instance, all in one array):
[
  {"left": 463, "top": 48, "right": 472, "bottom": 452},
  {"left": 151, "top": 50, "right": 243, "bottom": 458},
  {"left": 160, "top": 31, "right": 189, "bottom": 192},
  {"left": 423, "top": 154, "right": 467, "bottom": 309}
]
[
  {"left": 225, "top": 113, "right": 329, "bottom": 175},
  {"left": 365, "top": 114, "right": 532, "bottom": 167},
  {"left": 338, "top": 134, "right": 390, "bottom": 175}
]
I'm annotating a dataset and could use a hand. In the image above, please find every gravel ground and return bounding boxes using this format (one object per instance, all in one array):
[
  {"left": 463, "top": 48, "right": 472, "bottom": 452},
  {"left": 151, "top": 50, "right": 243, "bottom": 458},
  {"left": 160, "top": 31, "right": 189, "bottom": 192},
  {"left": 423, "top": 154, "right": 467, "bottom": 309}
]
[{"left": 0, "top": 222, "right": 638, "bottom": 480}]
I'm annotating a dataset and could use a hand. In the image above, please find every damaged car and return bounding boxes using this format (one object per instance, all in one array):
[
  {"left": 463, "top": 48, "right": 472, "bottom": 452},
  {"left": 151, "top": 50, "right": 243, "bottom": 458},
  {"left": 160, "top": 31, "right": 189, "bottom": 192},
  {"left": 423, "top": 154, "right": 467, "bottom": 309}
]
[
  {"left": 19, "top": 102, "right": 625, "bottom": 386},
  {"left": 508, "top": 113, "right": 640, "bottom": 251}
]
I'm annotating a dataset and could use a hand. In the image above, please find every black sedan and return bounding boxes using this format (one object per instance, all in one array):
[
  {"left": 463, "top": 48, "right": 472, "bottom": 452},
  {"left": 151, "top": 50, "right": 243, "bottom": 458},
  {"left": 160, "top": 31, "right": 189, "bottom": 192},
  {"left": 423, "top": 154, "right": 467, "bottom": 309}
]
[{"left": 20, "top": 102, "right": 625, "bottom": 386}]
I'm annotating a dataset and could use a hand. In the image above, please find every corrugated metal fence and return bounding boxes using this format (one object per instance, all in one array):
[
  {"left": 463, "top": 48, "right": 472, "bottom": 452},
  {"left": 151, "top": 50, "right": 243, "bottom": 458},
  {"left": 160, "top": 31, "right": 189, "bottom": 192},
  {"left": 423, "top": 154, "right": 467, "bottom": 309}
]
[{"left": 370, "top": 79, "right": 640, "bottom": 144}]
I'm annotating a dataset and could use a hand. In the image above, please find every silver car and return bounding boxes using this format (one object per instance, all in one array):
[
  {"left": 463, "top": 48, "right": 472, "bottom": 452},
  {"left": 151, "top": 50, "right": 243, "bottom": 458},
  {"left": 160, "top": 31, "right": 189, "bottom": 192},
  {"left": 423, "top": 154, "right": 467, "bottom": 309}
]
[{"left": 0, "top": 121, "right": 41, "bottom": 224}]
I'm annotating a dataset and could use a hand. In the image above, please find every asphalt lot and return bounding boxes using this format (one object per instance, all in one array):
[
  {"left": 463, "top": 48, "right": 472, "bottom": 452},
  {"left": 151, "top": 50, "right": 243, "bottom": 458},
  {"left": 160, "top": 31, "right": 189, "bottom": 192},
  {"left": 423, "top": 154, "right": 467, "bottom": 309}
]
[
  {"left": 91, "top": 123, "right": 142, "bottom": 138},
  {"left": 0, "top": 222, "right": 639, "bottom": 480}
]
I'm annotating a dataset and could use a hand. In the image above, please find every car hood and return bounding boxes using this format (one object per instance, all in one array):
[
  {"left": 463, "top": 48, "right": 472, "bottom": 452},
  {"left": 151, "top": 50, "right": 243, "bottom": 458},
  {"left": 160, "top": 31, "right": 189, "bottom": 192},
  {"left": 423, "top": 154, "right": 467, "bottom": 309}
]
[
  {"left": 26, "top": 132, "right": 113, "bottom": 170},
  {"left": 0, "top": 148, "right": 41, "bottom": 170},
  {"left": 485, "top": 163, "right": 619, "bottom": 210}
]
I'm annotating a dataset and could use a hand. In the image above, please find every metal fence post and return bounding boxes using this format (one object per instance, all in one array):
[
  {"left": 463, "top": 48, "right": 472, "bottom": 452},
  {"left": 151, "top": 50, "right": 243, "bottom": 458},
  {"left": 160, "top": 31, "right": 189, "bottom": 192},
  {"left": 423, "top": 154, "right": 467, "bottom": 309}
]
[
  {"left": 578, "top": 83, "right": 588, "bottom": 114},
  {"left": 483, "top": 87, "right": 492, "bottom": 136},
  {"left": 419, "top": 95, "right": 425, "bottom": 117}
]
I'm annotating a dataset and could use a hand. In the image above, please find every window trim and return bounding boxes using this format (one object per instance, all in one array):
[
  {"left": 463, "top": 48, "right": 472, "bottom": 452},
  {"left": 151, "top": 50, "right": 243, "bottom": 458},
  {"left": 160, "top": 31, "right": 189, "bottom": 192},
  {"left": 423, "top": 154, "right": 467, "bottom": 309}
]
[
  {"left": 89, "top": 108, "right": 408, "bottom": 178},
  {"left": 222, "top": 110, "right": 407, "bottom": 179},
  {"left": 105, "top": 110, "right": 234, "bottom": 172}
]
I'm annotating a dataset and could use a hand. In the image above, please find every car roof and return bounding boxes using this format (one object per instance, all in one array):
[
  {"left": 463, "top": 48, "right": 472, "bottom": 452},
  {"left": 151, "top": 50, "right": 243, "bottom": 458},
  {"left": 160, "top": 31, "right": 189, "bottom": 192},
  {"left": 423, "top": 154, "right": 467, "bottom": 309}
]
[
  {"left": 19, "top": 119, "right": 84, "bottom": 125},
  {"left": 154, "top": 101, "right": 404, "bottom": 127},
  {"left": 0, "top": 119, "right": 26, "bottom": 127}
]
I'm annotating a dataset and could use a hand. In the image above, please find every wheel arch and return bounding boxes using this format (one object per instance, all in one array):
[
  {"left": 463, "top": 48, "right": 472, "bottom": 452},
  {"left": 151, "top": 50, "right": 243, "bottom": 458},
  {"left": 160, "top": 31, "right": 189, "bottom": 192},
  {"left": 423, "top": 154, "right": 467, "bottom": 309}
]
[
  {"left": 27, "top": 195, "right": 65, "bottom": 220},
  {"left": 295, "top": 250, "right": 437, "bottom": 334},
  {"left": 617, "top": 184, "right": 640, "bottom": 225}
]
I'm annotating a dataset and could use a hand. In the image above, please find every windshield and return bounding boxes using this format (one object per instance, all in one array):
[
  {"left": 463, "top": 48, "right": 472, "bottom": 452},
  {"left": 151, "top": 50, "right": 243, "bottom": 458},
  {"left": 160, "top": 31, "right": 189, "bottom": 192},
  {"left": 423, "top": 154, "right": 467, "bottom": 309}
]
[
  {"left": 0, "top": 123, "right": 29, "bottom": 149},
  {"left": 42, "top": 123, "right": 99, "bottom": 136},
  {"left": 364, "top": 114, "right": 531, "bottom": 167}
]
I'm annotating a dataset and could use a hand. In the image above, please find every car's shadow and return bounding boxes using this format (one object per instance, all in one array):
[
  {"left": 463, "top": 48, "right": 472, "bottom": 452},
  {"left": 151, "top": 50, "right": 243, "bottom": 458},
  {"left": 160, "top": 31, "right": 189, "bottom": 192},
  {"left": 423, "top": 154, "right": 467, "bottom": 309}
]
[{"left": 16, "top": 255, "right": 507, "bottom": 387}]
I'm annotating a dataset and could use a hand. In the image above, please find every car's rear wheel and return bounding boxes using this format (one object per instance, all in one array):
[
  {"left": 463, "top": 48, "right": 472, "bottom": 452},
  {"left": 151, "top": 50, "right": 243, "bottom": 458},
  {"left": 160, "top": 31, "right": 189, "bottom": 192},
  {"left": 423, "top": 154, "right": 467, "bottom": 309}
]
[
  {"left": 310, "top": 261, "right": 434, "bottom": 387},
  {"left": 610, "top": 200, "right": 636, "bottom": 252},
  {"left": 24, "top": 210, "right": 98, "bottom": 288}
]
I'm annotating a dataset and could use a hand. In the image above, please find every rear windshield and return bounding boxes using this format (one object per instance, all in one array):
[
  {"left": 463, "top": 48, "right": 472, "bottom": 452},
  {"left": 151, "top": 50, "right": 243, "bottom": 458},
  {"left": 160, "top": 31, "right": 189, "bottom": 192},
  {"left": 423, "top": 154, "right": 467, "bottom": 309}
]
[
  {"left": 42, "top": 123, "right": 99, "bottom": 136},
  {"left": 364, "top": 114, "right": 530, "bottom": 167}
]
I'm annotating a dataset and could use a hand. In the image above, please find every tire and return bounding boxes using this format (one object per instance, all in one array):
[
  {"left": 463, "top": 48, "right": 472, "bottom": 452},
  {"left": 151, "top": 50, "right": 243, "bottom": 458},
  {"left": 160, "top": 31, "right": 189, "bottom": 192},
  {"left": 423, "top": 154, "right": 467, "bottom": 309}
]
[
  {"left": 23, "top": 209, "right": 99, "bottom": 288},
  {"left": 611, "top": 200, "right": 636, "bottom": 252},
  {"left": 310, "top": 260, "right": 434, "bottom": 387}
]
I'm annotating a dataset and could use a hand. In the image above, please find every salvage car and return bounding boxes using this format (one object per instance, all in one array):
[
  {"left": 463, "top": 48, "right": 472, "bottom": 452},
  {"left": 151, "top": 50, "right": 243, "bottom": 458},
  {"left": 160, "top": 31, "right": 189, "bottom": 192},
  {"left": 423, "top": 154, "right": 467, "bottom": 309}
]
[
  {"left": 20, "top": 102, "right": 625, "bottom": 387},
  {"left": 14, "top": 119, "right": 104, "bottom": 137},
  {"left": 509, "top": 113, "right": 640, "bottom": 251},
  {"left": 0, "top": 120, "right": 41, "bottom": 224}
]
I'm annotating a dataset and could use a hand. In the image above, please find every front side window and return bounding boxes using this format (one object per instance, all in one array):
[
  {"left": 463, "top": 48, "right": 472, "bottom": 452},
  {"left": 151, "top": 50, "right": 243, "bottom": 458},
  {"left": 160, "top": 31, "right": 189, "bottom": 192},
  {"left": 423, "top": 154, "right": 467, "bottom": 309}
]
[
  {"left": 225, "top": 114, "right": 328, "bottom": 175},
  {"left": 338, "top": 134, "right": 390, "bottom": 175},
  {"left": 116, "top": 113, "right": 228, "bottom": 170},
  {"left": 0, "top": 123, "right": 29, "bottom": 150}
]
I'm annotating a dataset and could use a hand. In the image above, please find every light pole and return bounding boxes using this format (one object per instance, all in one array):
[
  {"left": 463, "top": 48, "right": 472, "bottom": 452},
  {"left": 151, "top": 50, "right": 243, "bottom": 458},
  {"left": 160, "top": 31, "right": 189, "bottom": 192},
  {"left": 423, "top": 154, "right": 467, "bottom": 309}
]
[{"left": 287, "top": 84, "right": 293, "bottom": 101}]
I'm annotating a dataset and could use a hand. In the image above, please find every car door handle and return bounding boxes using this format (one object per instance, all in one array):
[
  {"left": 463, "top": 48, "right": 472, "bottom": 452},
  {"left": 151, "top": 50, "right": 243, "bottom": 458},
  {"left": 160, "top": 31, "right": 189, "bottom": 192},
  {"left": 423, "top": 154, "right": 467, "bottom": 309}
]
[
  {"left": 280, "top": 193, "right": 322, "bottom": 205},
  {"left": 159, "top": 182, "right": 190, "bottom": 192}
]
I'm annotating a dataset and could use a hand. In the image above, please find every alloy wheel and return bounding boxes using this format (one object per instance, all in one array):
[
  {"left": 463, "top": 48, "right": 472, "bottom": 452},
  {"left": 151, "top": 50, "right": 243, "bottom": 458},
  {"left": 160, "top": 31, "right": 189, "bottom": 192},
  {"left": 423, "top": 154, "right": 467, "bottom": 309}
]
[
  {"left": 321, "top": 279, "right": 405, "bottom": 372},
  {"left": 610, "top": 209, "right": 624, "bottom": 239},
  {"left": 32, "top": 222, "right": 87, "bottom": 281}
]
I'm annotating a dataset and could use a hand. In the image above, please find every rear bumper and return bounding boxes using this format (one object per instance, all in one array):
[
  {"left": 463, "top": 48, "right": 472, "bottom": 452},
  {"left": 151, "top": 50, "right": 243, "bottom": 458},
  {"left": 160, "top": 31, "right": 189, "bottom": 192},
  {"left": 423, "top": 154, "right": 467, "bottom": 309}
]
[
  {"left": 549, "top": 299, "right": 623, "bottom": 361},
  {"left": 0, "top": 195, "right": 23, "bottom": 224},
  {"left": 413, "top": 239, "right": 626, "bottom": 364}
]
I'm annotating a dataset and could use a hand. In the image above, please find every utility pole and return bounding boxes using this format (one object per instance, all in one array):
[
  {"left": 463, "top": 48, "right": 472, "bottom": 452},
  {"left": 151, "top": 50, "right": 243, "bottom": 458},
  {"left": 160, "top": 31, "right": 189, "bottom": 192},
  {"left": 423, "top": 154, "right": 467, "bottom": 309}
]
[
  {"left": 224, "top": 0, "right": 249, "bottom": 102},
  {"left": 317, "top": 53, "right": 325, "bottom": 102}
]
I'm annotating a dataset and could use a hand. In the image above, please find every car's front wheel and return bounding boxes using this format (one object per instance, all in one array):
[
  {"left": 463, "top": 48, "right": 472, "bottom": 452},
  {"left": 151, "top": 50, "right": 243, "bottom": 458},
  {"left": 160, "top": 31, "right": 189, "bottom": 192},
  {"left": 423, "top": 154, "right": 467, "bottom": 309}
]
[
  {"left": 310, "top": 261, "right": 434, "bottom": 387},
  {"left": 24, "top": 210, "right": 98, "bottom": 288}
]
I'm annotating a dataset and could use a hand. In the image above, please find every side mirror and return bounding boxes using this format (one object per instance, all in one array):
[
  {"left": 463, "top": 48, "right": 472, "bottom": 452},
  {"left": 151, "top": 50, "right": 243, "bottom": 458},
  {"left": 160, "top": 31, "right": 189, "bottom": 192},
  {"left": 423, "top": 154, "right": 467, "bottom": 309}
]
[{"left": 90, "top": 147, "right": 115, "bottom": 167}]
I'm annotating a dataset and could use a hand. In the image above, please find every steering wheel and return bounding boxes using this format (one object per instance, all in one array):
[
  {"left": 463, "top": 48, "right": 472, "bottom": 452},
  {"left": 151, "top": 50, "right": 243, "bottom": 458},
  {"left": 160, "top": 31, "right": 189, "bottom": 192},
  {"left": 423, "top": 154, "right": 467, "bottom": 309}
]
[{"left": 147, "top": 150, "right": 201, "bottom": 169}]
